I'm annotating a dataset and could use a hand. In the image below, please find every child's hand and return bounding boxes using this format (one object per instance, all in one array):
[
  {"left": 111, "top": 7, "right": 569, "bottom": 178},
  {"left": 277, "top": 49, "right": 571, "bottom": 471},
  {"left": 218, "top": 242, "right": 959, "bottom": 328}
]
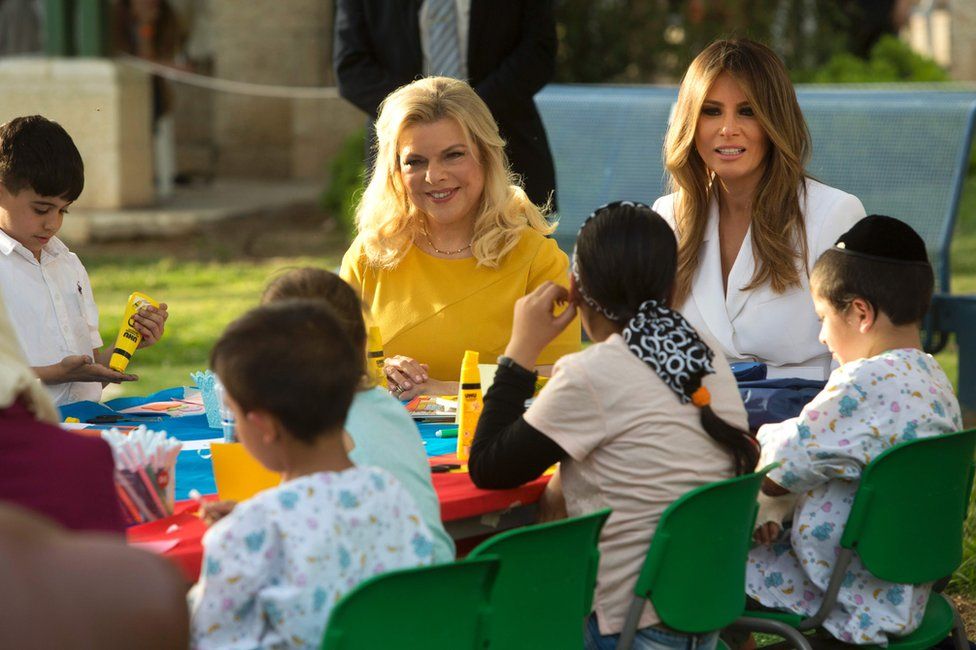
[
  {"left": 538, "top": 468, "right": 567, "bottom": 522},
  {"left": 753, "top": 490, "right": 796, "bottom": 545},
  {"left": 135, "top": 302, "right": 168, "bottom": 348},
  {"left": 200, "top": 500, "right": 237, "bottom": 526},
  {"left": 53, "top": 355, "right": 137, "bottom": 384},
  {"left": 505, "top": 282, "right": 577, "bottom": 369},
  {"left": 753, "top": 521, "right": 782, "bottom": 545}
]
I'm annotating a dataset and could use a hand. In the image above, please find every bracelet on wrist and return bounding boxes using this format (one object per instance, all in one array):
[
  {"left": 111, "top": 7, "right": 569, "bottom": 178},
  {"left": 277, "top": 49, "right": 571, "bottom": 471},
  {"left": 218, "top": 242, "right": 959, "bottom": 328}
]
[{"left": 496, "top": 355, "right": 538, "bottom": 381}]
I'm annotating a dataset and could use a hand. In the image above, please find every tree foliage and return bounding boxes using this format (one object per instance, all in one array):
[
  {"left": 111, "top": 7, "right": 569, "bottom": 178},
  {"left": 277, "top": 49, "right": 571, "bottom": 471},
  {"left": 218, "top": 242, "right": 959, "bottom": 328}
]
[{"left": 554, "top": 0, "right": 852, "bottom": 84}]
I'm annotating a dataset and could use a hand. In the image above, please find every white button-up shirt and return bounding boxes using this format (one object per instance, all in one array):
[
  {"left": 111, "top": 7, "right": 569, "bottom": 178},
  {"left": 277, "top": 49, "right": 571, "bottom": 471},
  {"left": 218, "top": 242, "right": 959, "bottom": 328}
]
[{"left": 0, "top": 230, "right": 103, "bottom": 406}]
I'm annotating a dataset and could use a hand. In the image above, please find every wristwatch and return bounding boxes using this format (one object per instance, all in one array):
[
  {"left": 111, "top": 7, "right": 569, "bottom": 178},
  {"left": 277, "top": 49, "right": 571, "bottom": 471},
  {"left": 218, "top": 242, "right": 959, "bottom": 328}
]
[{"left": 496, "top": 355, "right": 537, "bottom": 381}]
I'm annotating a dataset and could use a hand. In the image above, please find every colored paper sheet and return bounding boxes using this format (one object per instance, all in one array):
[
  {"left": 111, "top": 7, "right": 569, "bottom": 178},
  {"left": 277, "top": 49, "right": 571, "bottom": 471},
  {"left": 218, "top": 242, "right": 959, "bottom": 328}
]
[
  {"left": 210, "top": 442, "right": 281, "bottom": 501},
  {"left": 130, "top": 539, "right": 180, "bottom": 554},
  {"left": 119, "top": 400, "right": 205, "bottom": 417},
  {"left": 405, "top": 395, "right": 457, "bottom": 421}
]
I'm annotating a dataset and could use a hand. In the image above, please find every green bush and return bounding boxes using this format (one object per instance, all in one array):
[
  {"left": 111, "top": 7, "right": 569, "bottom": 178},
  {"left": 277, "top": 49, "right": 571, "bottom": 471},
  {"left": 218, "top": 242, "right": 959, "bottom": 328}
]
[
  {"left": 554, "top": 0, "right": 850, "bottom": 84},
  {"left": 801, "top": 34, "right": 949, "bottom": 83},
  {"left": 322, "top": 128, "right": 367, "bottom": 239},
  {"left": 802, "top": 36, "right": 975, "bottom": 179}
]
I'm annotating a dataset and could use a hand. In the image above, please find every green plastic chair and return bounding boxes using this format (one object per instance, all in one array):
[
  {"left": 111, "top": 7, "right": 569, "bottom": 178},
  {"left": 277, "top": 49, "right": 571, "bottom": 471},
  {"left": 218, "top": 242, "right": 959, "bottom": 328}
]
[
  {"left": 320, "top": 557, "right": 499, "bottom": 649},
  {"left": 617, "top": 467, "right": 772, "bottom": 650},
  {"left": 467, "top": 508, "right": 611, "bottom": 650},
  {"left": 734, "top": 428, "right": 976, "bottom": 650}
]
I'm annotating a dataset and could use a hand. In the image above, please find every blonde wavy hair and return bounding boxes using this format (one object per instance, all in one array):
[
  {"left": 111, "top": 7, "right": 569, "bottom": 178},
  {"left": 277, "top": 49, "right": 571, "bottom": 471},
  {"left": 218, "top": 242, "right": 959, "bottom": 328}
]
[
  {"left": 664, "top": 38, "right": 812, "bottom": 305},
  {"left": 352, "top": 76, "right": 553, "bottom": 269}
]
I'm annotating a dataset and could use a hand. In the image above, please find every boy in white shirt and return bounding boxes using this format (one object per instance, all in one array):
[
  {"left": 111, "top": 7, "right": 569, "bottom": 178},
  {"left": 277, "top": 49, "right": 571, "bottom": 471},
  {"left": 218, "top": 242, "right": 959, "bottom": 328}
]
[{"left": 0, "top": 115, "right": 168, "bottom": 406}]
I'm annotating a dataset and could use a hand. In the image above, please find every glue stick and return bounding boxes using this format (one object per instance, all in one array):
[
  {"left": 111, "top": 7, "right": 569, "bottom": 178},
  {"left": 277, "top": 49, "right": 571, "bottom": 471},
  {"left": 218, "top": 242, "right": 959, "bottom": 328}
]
[
  {"left": 366, "top": 326, "right": 387, "bottom": 388},
  {"left": 109, "top": 292, "right": 159, "bottom": 372},
  {"left": 456, "top": 350, "right": 483, "bottom": 462}
]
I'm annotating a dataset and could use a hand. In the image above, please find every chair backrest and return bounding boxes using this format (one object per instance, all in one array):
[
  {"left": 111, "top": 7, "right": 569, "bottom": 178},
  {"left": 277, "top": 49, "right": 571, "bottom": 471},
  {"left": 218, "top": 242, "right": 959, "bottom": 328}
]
[
  {"left": 536, "top": 85, "right": 976, "bottom": 294},
  {"left": 840, "top": 428, "right": 976, "bottom": 584},
  {"left": 467, "top": 508, "right": 611, "bottom": 649},
  {"left": 320, "top": 557, "right": 499, "bottom": 650},
  {"left": 632, "top": 468, "right": 769, "bottom": 634}
]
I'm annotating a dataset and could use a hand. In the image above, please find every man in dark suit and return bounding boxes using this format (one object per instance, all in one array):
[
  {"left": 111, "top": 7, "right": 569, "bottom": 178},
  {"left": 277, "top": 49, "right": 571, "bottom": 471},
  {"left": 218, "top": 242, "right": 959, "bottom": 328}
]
[{"left": 333, "top": 0, "right": 558, "bottom": 209}]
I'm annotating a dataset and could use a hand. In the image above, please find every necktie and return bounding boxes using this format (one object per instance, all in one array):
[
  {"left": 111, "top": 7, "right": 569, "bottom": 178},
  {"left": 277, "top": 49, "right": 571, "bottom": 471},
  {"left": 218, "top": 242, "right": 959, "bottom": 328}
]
[{"left": 427, "top": 0, "right": 462, "bottom": 78}]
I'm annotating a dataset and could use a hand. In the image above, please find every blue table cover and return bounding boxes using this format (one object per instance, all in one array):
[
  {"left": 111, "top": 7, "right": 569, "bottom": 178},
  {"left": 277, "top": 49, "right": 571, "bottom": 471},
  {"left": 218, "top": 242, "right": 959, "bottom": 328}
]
[{"left": 59, "top": 388, "right": 457, "bottom": 501}]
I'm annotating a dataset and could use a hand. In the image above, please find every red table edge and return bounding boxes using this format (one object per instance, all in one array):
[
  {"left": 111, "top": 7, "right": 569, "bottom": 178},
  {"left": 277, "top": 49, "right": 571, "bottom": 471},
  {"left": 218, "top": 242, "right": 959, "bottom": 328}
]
[{"left": 127, "top": 463, "right": 551, "bottom": 583}]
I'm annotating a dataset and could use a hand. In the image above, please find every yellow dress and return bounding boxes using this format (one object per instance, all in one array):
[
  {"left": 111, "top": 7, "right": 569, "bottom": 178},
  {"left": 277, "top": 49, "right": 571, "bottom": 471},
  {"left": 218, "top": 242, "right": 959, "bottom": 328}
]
[{"left": 340, "top": 229, "right": 581, "bottom": 381}]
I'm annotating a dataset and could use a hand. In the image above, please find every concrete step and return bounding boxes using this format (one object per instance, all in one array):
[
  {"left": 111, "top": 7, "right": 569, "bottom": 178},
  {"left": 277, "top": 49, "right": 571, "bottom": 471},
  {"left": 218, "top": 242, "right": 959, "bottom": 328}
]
[{"left": 60, "top": 178, "right": 323, "bottom": 245}]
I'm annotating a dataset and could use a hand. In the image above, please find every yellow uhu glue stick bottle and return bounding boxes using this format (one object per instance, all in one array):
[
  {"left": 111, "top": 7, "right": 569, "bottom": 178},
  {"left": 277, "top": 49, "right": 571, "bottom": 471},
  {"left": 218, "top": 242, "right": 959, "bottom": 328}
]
[
  {"left": 109, "top": 292, "right": 159, "bottom": 372},
  {"left": 366, "top": 326, "right": 387, "bottom": 388},
  {"left": 456, "top": 350, "right": 483, "bottom": 462}
]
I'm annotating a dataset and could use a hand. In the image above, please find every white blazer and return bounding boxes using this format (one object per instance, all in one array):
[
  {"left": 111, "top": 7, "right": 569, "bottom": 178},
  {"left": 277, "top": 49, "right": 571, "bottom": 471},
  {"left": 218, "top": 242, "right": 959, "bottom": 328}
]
[{"left": 653, "top": 179, "right": 866, "bottom": 381}]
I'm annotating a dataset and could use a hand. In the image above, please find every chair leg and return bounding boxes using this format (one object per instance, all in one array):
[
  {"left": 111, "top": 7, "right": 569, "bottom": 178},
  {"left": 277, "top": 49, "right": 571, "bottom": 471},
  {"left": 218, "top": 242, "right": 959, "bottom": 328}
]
[
  {"left": 731, "top": 616, "right": 813, "bottom": 650},
  {"left": 950, "top": 599, "right": 969, "bottom": 650},
  {"left": 616, "top": 598, "right": 646, "bottom": 650}
]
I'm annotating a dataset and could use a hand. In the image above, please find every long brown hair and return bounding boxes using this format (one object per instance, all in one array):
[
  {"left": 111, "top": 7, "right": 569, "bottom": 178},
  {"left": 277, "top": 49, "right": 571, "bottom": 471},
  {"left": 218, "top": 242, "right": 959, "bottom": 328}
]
[{"left": 664, "top": 39, "right": 811, "bottom": 305}]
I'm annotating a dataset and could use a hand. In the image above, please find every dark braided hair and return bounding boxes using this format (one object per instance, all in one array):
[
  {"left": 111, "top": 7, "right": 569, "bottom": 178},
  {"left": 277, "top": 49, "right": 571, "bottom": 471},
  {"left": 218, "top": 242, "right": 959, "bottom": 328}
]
[{"left": 574, "top": 202, "right": 759, "bottom": 475}]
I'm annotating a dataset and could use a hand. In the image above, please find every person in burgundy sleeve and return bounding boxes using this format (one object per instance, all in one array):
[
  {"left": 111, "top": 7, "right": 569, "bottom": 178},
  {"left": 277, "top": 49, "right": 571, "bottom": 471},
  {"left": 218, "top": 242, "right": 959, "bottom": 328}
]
[{"left": 0, "top": 296, "right": 126, "bottom": 535}]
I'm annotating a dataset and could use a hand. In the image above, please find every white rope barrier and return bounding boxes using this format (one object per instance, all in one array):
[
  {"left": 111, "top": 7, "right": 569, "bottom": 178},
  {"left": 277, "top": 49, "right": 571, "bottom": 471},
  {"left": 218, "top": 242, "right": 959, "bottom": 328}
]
[{"left": 116, "top": 54, "right": 340, "bottom": 99}]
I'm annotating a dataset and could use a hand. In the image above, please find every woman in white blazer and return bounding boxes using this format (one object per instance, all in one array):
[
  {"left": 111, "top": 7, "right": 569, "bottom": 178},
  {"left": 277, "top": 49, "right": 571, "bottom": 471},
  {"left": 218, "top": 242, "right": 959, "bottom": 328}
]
[{"left": 653, "top": 39, "right": 865, "bottom": 380}]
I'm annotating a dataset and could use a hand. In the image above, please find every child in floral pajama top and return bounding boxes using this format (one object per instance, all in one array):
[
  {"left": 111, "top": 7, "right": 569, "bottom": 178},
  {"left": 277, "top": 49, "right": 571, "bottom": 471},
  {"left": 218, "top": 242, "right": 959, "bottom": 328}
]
[
  {"left": 746, "top": 216, "right": 962, "bottom": 645},
  {"left": 189, "top": 467, "right": 432, "bottom": 648},
  {"left": 189, "top": 301, "right": 434, "bottom": 649}
]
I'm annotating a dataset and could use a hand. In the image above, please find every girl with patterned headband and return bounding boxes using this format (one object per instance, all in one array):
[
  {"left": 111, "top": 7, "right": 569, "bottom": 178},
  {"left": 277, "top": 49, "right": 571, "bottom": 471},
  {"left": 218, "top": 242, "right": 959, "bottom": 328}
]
[{"left": 468, "top": 201, "right": 758, "bottom": 649}]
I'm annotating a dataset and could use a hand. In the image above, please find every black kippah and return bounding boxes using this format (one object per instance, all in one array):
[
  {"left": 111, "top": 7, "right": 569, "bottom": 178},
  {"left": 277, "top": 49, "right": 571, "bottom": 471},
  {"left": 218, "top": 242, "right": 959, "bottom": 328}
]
[{"left": 833, "top": 215, "right": 930, "bottom": 267}]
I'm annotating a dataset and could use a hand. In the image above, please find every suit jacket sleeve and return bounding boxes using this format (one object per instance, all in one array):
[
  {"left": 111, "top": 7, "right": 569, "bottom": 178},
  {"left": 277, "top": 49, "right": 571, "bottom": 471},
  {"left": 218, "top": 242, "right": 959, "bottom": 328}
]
[
  {"left": 471, "top": 0, "right": 556, "bottom": 115},
  {"left": 333, "top": 0, "right": 417, "bottom": 118}
]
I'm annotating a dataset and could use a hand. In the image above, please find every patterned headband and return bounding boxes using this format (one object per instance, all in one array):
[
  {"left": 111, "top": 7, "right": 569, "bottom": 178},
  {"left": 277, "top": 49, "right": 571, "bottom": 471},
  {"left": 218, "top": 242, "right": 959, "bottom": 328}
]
[
  {"left": 572, "top": 201, "right": 716, "bottom": 405},
  {"left": 570, "top": 201, "right": 650, "bottom": 322}
]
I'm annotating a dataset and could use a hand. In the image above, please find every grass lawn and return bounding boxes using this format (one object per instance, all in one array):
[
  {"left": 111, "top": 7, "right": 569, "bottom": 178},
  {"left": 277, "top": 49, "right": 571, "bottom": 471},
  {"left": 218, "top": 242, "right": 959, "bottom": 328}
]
[
  {"left": 79, "top": 174, "right": 976, "bottom": 603},
  {"left": 82, "top": 216, "right": 348, "bottom": 399}
]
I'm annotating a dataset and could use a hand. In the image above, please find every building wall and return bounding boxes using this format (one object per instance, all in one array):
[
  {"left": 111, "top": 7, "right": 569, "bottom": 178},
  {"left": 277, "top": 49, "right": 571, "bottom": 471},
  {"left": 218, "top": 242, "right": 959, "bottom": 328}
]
[
  {"left": 0, "top": 59, "right": 153, "bottom": 209},
  {"left": 949, "top": 0, "right": 976, "bottom": 81},
  {"left": 202, "top": 0, "right": 362, "bottom": 180}
]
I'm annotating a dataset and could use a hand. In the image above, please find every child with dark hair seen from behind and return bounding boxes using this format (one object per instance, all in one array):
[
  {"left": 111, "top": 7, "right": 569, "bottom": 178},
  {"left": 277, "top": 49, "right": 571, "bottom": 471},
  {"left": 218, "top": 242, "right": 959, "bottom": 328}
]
[
  {"left": 261, "top": 267, "right": 455, "bottom": 562},
  {"left": 0, "top": 115, "right": 168, "bottom": 406},
  {"left": 469, "top": 201, "right": 758, "bottom": 649},
  {"left": 746, "top": 216, "right": 962, "bottom": 645},
  {"left": 189, "top": 300, "right": 435, "bottom": 648}
]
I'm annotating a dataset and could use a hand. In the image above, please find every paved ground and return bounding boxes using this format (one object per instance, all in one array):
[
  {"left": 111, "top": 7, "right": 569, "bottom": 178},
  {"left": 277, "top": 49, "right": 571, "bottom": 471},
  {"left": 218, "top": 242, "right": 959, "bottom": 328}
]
[{"left": 60, "top": 178, "right": 324, "bottom": 246}]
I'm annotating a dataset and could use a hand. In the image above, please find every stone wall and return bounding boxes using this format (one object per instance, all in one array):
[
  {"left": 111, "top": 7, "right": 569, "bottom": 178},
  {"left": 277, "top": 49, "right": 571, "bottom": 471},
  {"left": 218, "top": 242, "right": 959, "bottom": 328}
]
[
  {"left": 0, "top": 58, "right": 153, "bottom": 208},
  {"left": 949, "top": 0, "right": 976, "bottom": 81},
  {"left": 204, "top": 0, "right": 362, "bottom": 180}
]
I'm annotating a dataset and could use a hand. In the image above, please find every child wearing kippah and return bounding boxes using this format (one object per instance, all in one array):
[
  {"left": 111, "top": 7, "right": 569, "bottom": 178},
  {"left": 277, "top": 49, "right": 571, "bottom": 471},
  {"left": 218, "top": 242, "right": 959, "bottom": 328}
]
[{"left": 746, "top": 215, "right": 962, "bottom": 645}]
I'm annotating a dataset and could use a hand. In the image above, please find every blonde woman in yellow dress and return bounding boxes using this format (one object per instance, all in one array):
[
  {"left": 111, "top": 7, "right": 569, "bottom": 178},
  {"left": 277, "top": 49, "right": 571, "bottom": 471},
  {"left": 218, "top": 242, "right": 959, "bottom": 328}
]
[{"left": 341, "top": 76, "right": 580, "bottom": 400}]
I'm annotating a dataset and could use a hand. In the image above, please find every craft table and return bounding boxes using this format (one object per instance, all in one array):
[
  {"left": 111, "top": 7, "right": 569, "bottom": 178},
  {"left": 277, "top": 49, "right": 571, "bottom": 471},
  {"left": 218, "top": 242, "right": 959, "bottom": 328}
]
[{"left": 60, "top": 388, "right": 548, "bottom": 581}]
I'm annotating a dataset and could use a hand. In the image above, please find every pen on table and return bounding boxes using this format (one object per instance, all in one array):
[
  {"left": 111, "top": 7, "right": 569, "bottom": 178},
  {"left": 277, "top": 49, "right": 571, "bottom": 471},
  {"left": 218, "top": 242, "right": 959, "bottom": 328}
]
[
  {"left": 435, "top": 427, "right": 459, "bottom": 438},
  {"left": 431, "top": 463, "right": 463, "bottom": 473},
  {"left": 117, "top": 470, "right": 154, "bottom": 522},
  {"left": 115, "top": 481, "right": 144, "bottom": 525},
  {"left": 86, "top": 414, "right": 164, "bottom": 424}
]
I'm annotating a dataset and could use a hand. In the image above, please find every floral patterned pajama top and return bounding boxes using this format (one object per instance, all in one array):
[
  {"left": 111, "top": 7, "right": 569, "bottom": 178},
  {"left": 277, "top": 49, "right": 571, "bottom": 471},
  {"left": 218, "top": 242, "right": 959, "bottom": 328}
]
[
  {"left": 189, "top": 467, "right": 434, "bottom": 649},
  {"left": 746, "top": 348, "right": 961, "bottom": 644}
]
